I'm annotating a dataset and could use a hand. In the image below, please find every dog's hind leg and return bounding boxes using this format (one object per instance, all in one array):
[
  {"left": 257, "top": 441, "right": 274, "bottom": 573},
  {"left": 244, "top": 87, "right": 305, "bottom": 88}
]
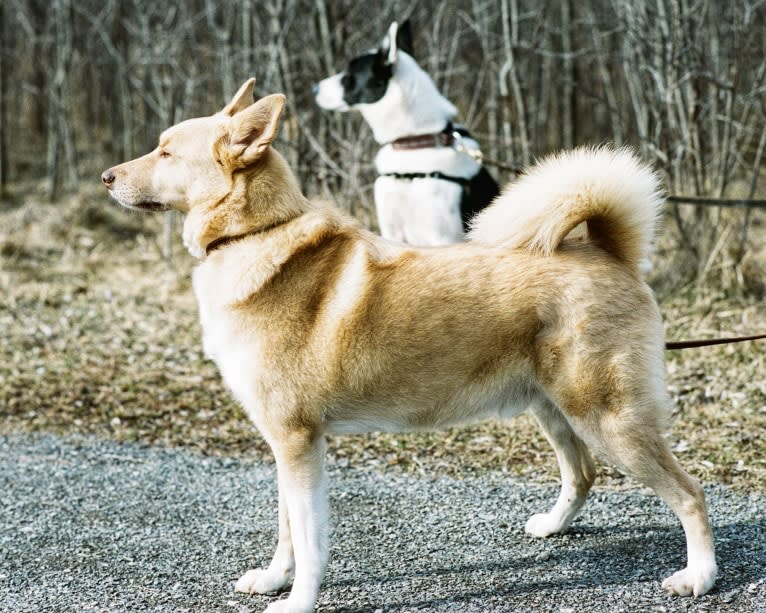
[
  {"left": 235, "top": 472, "right": 295, "bottom": 595},
  {"left": 524, "top": 399, "right": 596, "bottom": 538},
  {"left": 568, "top": 406, "right": 717, "bottom": 597}
]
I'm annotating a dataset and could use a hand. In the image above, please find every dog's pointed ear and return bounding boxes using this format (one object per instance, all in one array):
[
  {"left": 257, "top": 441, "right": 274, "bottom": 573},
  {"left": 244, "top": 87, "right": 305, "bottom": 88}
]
[
  {"left": 226, "top": 93, "right": 286, "bottom": 165},
  {"left": 396, "top": 19, "right": 414, "bottom": 57},
  {"left": 221, "top": 78, "right": 256, "bottom": 117},
  {"left": 380, "top": 21, "right": 400, "bottom": 65}
]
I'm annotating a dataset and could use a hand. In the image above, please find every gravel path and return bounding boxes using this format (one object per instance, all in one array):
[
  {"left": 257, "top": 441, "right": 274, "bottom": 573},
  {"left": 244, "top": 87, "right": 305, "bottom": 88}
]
[{"left": 1, "top": 433, "right": 764, "bottom": 612}]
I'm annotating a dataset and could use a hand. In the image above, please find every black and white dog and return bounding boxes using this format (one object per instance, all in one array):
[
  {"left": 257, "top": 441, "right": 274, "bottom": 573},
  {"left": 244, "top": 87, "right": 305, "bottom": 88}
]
[{"left": 314, "top": 20, "right": 499, "bottom": 246}]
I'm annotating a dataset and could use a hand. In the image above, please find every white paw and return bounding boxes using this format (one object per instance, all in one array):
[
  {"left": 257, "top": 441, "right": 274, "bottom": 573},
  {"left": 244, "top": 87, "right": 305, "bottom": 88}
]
[
  {"left": 235, "top": 568, "right": 292, "bottom": 595},
  {"left": 525, "top": 512, "right": 564, "bottom": 538},
  {"left": 661, "top": 562, "right": 717, "bottom": 597},
  {"left": 263, "top": 597, "right": 314, "bottom": 613}
]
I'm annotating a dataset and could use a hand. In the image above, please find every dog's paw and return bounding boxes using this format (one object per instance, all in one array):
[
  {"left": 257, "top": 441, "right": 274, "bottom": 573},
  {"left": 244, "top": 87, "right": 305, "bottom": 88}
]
[
  {"left": 661, "top": 561, "right": 717, "bottom": 597},
  {"left": 235, "top": 568, "right": 292, "bottom": 595},
  {"left": 525, "top": 512, "right": 566, "bottom": 538},
  {"left": 263, "top": 597, "right": 314, "bottom": 613}
]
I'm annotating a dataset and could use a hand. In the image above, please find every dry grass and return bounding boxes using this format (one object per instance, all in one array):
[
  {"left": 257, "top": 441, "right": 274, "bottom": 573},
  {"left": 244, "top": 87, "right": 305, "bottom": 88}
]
[{"left": 1, "top": 183, "right": 765, "bottom": 491}]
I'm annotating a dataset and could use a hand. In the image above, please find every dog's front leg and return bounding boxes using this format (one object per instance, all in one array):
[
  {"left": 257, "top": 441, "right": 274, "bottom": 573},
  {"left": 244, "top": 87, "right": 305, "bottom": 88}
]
[
  {"left": 236, "top": 474, "right": 295, "bottom": 595},
  {"left": 262, "top": 430, "right": 329, "bottom": 613}
]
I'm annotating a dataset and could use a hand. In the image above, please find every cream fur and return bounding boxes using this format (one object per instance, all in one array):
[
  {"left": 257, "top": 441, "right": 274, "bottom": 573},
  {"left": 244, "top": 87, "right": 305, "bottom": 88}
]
[
  {"left": 102, "top": 82, "right": 718, "bottom": 613},
  {"left": 469, "top": 146, "right": 663, "bottom": 269}
]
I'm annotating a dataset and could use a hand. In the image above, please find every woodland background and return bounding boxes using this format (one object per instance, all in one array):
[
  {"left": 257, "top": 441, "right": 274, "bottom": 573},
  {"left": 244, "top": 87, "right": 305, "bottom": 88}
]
[
  {"left": 1, "top": 1, "right": 766, "bottom": 489},
  {"left": 1, "top": 0, "right": 766, "bottom": 287}
]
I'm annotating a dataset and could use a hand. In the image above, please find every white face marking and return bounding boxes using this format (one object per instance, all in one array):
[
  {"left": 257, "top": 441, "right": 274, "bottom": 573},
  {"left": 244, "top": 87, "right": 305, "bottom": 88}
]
[{"left": 314, "top": 74, "right": 349, "bottom": 111}]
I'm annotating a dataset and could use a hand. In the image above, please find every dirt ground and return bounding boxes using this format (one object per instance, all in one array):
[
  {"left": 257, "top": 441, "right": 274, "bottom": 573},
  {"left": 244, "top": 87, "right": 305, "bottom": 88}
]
[{"left": 1, "top": 183, "right": 765, "bottom": 492}]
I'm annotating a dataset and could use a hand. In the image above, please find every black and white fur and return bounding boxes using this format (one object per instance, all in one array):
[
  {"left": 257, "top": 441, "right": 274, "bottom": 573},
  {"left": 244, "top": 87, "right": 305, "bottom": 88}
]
[{"left": 314, "top": 20, "right": 499, "bottom": 246}]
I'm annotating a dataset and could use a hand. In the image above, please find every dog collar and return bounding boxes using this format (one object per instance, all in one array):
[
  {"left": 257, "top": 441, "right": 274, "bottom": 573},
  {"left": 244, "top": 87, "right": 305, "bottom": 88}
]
[
  {"left": 205, "top": 232, "right": 254, "bottom": 256},
  {"left": 388, "top": 122, "right": 471, "bottom": 151},
  {"left": 390, "top": 127, "right": 454, "bottom": 150},
  {"left": 204, "top": 220, "right": 285, "bottom": 257},
  {"left": 388, "top": 123, "right": 484, "bottom": 164}
]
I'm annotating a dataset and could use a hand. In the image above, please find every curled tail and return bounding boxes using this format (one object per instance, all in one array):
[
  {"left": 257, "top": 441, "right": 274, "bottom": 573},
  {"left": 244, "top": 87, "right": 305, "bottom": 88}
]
[{"left": 468, "top": 146, "right": 664, "bottom": 270}]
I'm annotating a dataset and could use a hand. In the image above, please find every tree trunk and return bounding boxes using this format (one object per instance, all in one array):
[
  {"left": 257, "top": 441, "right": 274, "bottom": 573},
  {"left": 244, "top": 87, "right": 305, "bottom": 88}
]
[
  {"left": 46, "top": 0, "right": 78, "bottom": 201},
  {"left": 0, "top": 1, "right": 5, "bottom": 193}
]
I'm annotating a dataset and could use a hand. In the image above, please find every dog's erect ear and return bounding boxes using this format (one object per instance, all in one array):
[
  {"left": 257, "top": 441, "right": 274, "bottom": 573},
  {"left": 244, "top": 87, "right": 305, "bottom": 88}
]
[
  {"left": 221, "top": 78, "right": 256, "bottom": 117},
  {"left": 380, "top": 21, "right": 400, "bottom": 65},
  {"left": 381, "top": 20, "right": 413, "bottom": 63},
  {"left": 227, "top": 93, "right": 286, "bottom": 165},
  {"left": 396, "top": 19, "right": 414, "bottom": 57}
]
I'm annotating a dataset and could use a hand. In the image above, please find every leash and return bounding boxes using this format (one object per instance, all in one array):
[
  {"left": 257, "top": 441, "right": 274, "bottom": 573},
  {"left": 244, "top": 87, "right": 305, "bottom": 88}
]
[
  {"left": 665, "top": 332, "right": 766, "bottom": 350},
  {"left": 480, "top": 155, "right": 525, "bottom": 175}
]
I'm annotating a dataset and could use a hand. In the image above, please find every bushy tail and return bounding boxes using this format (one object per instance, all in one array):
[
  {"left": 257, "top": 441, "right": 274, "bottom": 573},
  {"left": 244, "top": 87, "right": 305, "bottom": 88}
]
[{"left": 468, "top": 146, "right": 663, "bottom": 270}]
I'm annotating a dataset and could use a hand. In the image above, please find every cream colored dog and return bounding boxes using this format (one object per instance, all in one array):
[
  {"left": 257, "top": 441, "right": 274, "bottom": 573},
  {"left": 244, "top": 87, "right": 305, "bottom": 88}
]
[{"left": 102, "top": 78, "right": 717, "bottom": 612}]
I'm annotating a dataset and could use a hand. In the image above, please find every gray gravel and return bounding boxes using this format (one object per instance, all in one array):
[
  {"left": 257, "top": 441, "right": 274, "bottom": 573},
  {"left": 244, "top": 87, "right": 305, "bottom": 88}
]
[{"left": 1, "top": 433, "right": 764, "bottom": 612}]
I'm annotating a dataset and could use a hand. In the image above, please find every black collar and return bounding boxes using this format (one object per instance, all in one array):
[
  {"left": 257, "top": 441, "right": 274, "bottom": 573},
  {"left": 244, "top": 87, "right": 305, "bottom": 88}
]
[
  {"left": 379, "top": 170, "right": 469, "bottom": 186},
  {"left": 204, "top": 220, "right": 285, "bottom": 256}
]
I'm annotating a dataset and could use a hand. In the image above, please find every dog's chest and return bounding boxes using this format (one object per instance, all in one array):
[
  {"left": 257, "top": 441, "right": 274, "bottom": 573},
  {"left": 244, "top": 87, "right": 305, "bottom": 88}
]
[
  {"left": 375, "top": 144, "right": 480, "bottom": 177},
  {"left": 192, "top": 265, "right": 266, "bottom": 410}
]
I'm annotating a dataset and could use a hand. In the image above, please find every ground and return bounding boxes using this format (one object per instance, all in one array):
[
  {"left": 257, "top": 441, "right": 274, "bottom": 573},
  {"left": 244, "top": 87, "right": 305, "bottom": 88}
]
[
  {"left": 3, "top": 434, "right": 765, "bottom": 612},
  {"left": 1, "top": 182, "right": 765, "bottom": 491}
]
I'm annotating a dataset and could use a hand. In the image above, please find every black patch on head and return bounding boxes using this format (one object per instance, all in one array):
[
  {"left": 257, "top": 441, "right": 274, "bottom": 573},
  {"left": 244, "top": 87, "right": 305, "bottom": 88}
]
[{"left": 341, "top": 51, "right": 393, "bottom": 106}]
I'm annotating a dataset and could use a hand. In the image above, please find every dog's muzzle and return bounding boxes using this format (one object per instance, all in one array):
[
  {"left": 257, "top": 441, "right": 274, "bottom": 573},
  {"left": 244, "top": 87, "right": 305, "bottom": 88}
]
[
  {"left": 313, "top": 75, "right": 349, "bottom": 111},
  {"left": 101, "top": 169, "right": 115, "bottom": 189}
]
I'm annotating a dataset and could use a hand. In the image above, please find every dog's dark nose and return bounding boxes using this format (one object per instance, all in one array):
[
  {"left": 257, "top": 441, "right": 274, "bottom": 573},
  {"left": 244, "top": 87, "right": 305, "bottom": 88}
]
[
  {"left": 312, "top": 83, "right": 319, "bottom": 97},
  {"left": 101, "top": 169, "right": 115, "bottom": 188}
]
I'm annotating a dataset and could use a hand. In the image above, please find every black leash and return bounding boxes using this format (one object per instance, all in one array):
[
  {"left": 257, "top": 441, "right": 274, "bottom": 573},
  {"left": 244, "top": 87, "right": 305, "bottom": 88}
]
[
  {"left": 667, "top": 195, "right": 766, "bottom": 209},
  {"left": 480, "top": 156, "right": 525, "bottom": 175},
  {"left": 666, "top": 333, "right": 766, "bottom": 350}
]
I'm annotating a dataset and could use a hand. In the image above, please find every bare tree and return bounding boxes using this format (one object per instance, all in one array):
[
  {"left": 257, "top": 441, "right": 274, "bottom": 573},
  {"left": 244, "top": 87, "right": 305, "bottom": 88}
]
[
  {"left": 0, "top": 1, "right": 5, "bottom": 194},
  {"left": 45, "top": 0, "right": 79, "bottom": 201},
  {"left": 1, "top": 0, "right": 764, "bottom": 288}
]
